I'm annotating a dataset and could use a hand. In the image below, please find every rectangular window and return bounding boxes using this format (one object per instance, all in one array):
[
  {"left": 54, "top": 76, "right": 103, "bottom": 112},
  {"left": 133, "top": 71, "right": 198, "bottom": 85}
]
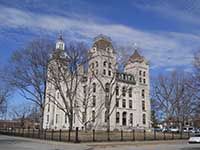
[
  {"left": 116, "top": 86, "right": 119, "bottom": 96},
  {"left": 129, "top": 88, "right": 132, "bottom": 97},
  {"left": 122, "top": 87, "right": 126, "bottom": 97},
  {"left": 92, "top": 111, "right": 95, "bottom": 123},
  {"left": 47, "top": 115, "right": 49, "bottom": 122},
  {"left": 116, "top": 98, "right": 119, "bottom": 107},
  {"left": 139, "top": 70, "right": 142, "bottom": 76},
  {"left": 109, "top": 62, "right": 112, "bottom": 68},
  {"left": 142, "top": 101, "right": 145, "bottom": 111},
  {"left": 82, "top": 112, "right": 85, "bottom": 123},
  {"left": 103, "top": 69, "right": 106, "bottom": 75},
  {"left": 116, "top": 112, "right": 120, "bottom": 123},
  {"left": 56, "top": 114, "right": 59, "bottom": 124},
  {"left": 139, "top": 77, "right": 142, "bottom": 83},
  {"left": 143, "top": 79, "right": 146, "bottom": 84},
  {"left": 129, "top": 100, "right": 132, "bottom": 109},
  {"left": 65, "top": 113, "right": 67, "bottom": 123},
  {"left": 130, "top": 113, "right": 133, "bottom": 125},
  {"left": 93, "top": 95, "right": 96, "bottom": 107},
  {"left": 142, "top": 89, "right": 145, "bottom": 99},
  {"left": 122, "top": 99, "right": 126, "bottom": 108},
  {"left": 143, "top": 114, "right": 146, "bottom": 124},
  {"left": 47, "top": 104, "right": 50, "bottom": 112},
  {"left": 108, "top": 70, "right": 111, "bottom": 76}
]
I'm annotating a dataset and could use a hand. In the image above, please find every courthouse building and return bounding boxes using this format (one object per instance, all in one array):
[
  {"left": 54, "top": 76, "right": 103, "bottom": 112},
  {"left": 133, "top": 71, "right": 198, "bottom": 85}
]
[{"left": 43, "top": 35, "right": 151, "bottom": 130}]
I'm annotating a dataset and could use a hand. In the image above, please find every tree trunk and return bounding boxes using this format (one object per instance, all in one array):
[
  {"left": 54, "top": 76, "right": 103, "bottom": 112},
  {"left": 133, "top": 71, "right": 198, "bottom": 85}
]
[{"left": 39, "top": 107, "right": 44, "bottom": 131}]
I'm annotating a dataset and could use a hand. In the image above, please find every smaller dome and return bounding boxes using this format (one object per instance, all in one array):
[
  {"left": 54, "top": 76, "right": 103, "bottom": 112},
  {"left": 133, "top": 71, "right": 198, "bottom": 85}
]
[
  {"left": 129, "top": 49, "right": 144, "bottom": 63},
  {"left": 92, "top": 34, "right": 113, "bottom": 50}
]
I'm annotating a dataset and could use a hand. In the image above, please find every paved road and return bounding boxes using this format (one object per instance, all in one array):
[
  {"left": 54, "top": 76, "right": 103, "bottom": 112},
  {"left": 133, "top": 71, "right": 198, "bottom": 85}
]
[{"left": 0, "top": 135, "right": 200, "bottom": 150}]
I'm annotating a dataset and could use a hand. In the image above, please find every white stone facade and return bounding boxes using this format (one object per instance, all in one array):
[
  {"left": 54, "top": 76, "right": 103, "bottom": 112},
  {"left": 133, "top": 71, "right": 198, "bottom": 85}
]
[{"left": 43, "top": 35, "right": 151, "bottom": 131}]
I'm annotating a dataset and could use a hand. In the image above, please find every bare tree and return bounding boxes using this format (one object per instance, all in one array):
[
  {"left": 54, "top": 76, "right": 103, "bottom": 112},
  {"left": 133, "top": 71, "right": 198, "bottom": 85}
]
[
  {"left": 152, "top": 70, "right": 196, "bottom": 128},
  {"left": 5, "top": 38, "right": 54, "bottom": 129},
  {"left": 47, "top": 41, "right": 88, "bottom": 131},
  {"left": 10, "top": 103, "right": 32, "bottom": 128}
]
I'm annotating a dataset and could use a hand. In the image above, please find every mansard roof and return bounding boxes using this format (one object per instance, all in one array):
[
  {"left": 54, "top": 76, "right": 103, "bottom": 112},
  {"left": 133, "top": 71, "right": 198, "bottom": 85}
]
[{"left": 116, "top": 72, "right": 136, "bottom": 85}]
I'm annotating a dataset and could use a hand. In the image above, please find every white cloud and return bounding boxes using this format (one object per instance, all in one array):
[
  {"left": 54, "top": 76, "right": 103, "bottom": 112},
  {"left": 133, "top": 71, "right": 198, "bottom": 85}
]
[{"left": 0, "top": 6, "right": 200, "bottom": 69}]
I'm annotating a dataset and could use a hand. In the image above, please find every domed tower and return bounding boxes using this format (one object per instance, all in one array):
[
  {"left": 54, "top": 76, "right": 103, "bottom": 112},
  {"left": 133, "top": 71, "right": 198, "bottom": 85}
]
[
  {"left": 124, "top": 48, "right": 151, "bottom": 128},
  {"left": 88, "top": 34, "right": 117, "bottom": 77}
]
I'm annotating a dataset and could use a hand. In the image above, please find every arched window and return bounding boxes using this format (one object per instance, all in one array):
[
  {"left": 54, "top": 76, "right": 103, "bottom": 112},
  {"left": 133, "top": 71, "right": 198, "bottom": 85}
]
[
  {"left": 143, "top": 71, "right": 146, "bottom": 77},
  {"left": 142, "top": 89, "right": 145, "bottom": 99},
  {"left": 143, "top": 79, "right": 146, "bottom": 84},
  {"left": 116, "top": 85, "right": 119, "bottom": 96},
  {"left": 108, "top": 62, "right": 112, "bottom": 68},
  {"left": 139, "top": 70, "right": 142, "bottom": 76},
  {"left": 93, "top": 83, "right": 96, "bottom": 93},
  {"left": 128, "top": 88, "right": 132, "bottom": 97},
  {"left": 130, "top": 113, "right": 133, "bottom": 125},
  {"left": 143, "top": 114, "right": 146, "bottom": 124},
  {"left": 96, "top": 61, "right": 98, "bottom": 67},
  {"left": 116, "top": 112, "right": 120, "bottom": 123},
  {"left": 103, "top": 61, "right": 107, "bottom": 67},
  {"left": 122, "top": 112, "right": 127, "bottom": 126},
  {"left": 103, "top": 69, "right": 106, "bottom": 75},
  {"left": 105, "top": 83, "right": 110, "bottom": 93},
  {"left": 122, "top": 86, "right": 126, "bottom": 97}
]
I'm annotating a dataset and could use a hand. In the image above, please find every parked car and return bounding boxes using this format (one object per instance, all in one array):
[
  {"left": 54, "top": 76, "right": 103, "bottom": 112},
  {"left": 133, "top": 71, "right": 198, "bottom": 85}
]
[
  {"left": 162, "top": 128, "right": 170, "bottom": 133},
  {"left": 169, "top": 127, "right": 179, "bottom": 133},
  {"left": 153, "top": 127, "right": 162, "bottom": 132},
  {"left": 188, "top": 134, "right": 200, "bottom": 143}
]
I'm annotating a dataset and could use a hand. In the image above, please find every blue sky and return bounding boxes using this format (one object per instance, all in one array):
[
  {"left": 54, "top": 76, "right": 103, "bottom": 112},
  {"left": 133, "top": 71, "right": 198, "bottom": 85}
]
[{"left": 0, "top": 0, "right": 200, "bottom": 109}]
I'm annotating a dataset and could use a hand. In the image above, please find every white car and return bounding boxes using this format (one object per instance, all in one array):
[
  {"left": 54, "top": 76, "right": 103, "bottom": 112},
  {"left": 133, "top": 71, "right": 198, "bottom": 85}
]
[{"left": 188, "top": 134, "right": 200, "bottom": 143}]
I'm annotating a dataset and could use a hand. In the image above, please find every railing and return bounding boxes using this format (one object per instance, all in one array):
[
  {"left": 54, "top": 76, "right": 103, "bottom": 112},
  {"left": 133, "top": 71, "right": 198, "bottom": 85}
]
[{"left": 0, "top": 127, "right": 191, "bottom": 143}]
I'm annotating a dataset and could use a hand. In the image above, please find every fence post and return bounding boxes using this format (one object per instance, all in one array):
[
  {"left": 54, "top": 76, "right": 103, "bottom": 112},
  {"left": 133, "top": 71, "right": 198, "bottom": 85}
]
[
  {"left": 107, "top": 129, "right": 110, "bottom": 141},
  {"left": 28, "top": 128, "right": 30, "bottom": 137},
  {"left": 154, "top": 130, "right": 156, "bottom": 140},
  {"left": 51, "top": 129, "right": 54, "bottom": 141},
  {"left": 38, "top": 129, "right": 40, "bottom": 138},
  {"left": 188, "top": 131, "right": 190, "bottom": 138},
  {"left": 22, "top": 128, "right": 24, "bottom": 137},
  {"left": 32, "top": 128, "right": 35, "bottom": 138},
  {"left": 44, "top": 129, "right": 46, "bottom": 140},
  {"left": 180, "top": 130, "right": 182, "bottom": 139},
  {"left": 121, "top": 129, "right": 123, "bottom": 141},
  {"left": 68, "top": 128, "right": 71, "bottom": 142},
  {"left": 163, "top": 132, "right": 166, "bottom": 140},
  {"left": 59, "top": 129, "right": 62, "bottom": 141},
  {"left": 132, "top": 129, "right": 135, "bottom": 141},
  {"left": 144, "top": 129, "right": 146, "bottom": 141},
  {"left": 93, "top": 129, "right": 95, "bottom": 142},
  {"left": 75, "top": 127, "right": 79, "bottom": 143}
]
